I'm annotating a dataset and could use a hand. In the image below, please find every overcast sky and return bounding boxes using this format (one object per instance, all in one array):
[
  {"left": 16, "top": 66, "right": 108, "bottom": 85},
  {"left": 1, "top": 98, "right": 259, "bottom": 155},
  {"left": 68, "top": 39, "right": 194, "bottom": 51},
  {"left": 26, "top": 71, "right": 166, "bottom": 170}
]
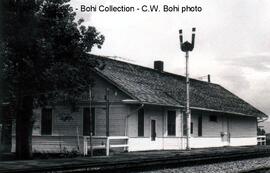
[{"left": 70, "top": 0, "right": 270, "bottom": 118}]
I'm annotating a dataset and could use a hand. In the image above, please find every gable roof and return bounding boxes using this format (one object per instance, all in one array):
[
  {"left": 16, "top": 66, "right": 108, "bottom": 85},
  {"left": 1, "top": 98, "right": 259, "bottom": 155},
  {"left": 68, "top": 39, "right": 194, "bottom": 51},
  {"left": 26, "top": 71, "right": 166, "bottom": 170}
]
[{"left": 90, "top": 54, "right": 267, "bottom": 118}]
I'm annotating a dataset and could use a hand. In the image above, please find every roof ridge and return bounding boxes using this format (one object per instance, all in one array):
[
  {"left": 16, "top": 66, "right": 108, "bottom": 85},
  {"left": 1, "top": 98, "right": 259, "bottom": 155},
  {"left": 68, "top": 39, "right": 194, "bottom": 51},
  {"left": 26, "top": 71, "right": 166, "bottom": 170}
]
[{"left": 88, "top": 53, "right": 220, "bottom": 86}]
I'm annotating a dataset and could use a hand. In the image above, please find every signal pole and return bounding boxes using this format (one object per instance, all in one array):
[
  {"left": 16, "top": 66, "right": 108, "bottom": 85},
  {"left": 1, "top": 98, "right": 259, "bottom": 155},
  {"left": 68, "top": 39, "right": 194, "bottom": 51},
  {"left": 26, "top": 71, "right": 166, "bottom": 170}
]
[{"left": 179, "top": 28, "right": 196, "bottom": 150}]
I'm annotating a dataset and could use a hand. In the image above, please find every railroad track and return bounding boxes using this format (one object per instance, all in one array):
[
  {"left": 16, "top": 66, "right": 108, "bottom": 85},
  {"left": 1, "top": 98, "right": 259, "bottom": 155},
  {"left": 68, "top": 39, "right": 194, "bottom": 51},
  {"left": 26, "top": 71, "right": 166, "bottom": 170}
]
[
  {"left": 1, "top": 146, "right": 270, "bottom": 173},
  {"left": 103, "top": 150, "right": 270, "bottom": 173}
]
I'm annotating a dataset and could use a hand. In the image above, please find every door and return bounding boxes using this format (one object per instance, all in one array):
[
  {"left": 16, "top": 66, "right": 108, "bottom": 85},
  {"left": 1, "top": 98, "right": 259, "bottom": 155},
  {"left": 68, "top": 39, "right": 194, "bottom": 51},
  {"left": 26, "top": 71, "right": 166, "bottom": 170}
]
[
  {"left": 222, "top": 116, "right": 230, "bottom": 146},
  {"left": 151, "top": 119, "right": 156, "bottom": 141}
]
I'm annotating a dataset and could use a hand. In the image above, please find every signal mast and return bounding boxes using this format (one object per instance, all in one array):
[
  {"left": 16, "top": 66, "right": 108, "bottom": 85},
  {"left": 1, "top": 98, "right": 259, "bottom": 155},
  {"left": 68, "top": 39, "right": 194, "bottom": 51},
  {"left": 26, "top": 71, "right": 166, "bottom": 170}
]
[{"left": 179, "top": 28, "right": 196, "bottom": 150}]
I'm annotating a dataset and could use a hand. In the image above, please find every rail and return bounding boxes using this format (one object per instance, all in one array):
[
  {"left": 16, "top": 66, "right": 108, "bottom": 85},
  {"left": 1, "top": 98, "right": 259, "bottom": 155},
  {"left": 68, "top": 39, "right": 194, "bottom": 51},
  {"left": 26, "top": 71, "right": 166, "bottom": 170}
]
[
  {"left": 83, "top": 136, "right": 129, "bottom": 156},
  {"left": 257, "top": 135, "right": 266, "bottom": 146}
]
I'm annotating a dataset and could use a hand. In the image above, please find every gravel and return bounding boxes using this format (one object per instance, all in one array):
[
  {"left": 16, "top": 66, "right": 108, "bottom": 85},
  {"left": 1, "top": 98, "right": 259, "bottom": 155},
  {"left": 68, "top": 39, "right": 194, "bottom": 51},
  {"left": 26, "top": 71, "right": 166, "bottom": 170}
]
[{"left": 138, "top": 157, "right": 270, "bottom": 173}]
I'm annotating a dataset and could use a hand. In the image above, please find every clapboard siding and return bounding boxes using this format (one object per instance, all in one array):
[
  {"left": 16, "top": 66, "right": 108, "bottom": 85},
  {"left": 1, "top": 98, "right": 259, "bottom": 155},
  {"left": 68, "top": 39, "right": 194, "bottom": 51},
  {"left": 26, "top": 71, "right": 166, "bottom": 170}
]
[
  {"left": 82, "top": 73, "right": 131, "bottom": 102},
  {"left": 32, "top": 106, "right": 82, "bottom": 136},
  {"left": 127, "top": 106, "right": 139, "bottom": 137},
  {"left": 144, "top": 106, "right": 164, "bottom": 138},
  {"left": 128, "top": 106, "right": 165, "bottom": 138},
  {"left": 95, "top": 105, "right": 128, "bottom": 136},
  {"left": 200, "top": 112, "right": 223, "bottom": 137},
  {"left": 191, "top": 111, "right": 257, "bottom": 138},
  {"left": 11, "top": 72, "right": 132, "bottom": 153},
  {"left": 53, "top": 106, "right": 81, "bottom": 136},
  {"left": 128, "top": 106, "right": 182, "bottom": 138},
  {"left": 191, "top": 111, "right": 224, "bottom": 138},
  {"left": 229, "top": 116, "right": 257, "bottom": 137}
]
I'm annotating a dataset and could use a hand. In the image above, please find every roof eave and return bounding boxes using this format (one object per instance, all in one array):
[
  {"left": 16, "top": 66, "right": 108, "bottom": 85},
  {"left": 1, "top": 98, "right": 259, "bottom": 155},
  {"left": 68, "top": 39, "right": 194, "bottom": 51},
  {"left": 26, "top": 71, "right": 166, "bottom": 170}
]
[
  {"left": 190, "top": 106, "right": 267, "bottom": 118},
  {"left": 141, "top": 102, "right": 267, "bottom": 118}
]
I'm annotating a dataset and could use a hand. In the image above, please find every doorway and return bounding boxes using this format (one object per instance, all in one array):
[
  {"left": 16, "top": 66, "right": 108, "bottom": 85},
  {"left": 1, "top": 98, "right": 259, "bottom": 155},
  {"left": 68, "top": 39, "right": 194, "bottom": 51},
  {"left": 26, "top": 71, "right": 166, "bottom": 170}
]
[
  {"left": 222, "top": 116, "right": 230, "bottom": 146},
  {"left": 151, "top": 119, "right": 156, "bottom": 141}
]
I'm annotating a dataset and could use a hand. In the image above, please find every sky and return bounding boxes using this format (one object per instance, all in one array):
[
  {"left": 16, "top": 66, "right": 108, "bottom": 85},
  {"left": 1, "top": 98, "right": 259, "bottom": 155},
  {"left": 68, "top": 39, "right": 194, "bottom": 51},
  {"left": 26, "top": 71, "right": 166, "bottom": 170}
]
[{"left": 70, "top": 0, "right": 270, "bottom": 119}]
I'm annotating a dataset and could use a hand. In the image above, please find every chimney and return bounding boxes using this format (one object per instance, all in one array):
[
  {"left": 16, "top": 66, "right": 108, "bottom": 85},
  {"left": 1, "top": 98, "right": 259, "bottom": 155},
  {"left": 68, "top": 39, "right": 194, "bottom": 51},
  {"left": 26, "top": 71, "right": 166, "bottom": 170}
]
[
  {"left": 154, "top": 61, "right": 164, "bottom": 72},
  {"left": 207, "top": 74, "right": 211, "bottom": 83}
]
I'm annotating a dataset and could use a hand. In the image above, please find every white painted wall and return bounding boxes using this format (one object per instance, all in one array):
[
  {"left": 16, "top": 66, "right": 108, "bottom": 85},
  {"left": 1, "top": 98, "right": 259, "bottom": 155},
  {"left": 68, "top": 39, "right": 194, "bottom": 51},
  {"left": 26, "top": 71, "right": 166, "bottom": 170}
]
[
  {"left": 230, "top": 137, "right": 257, "bottom": 146},
  {"left": 190, "top": 137, "right": 257, "bottom": 148},
  {"left": 190, "top": 137, "right": 224, "bottom": 148},
  {"left": 163, "top": 137, "right": 183, "bottom": 150},
  {"left": 128, "top": 137, "right": 163, "bottom": 151},
  {"left": 129, "top": 137, "right": 185, "bottom": 151}
]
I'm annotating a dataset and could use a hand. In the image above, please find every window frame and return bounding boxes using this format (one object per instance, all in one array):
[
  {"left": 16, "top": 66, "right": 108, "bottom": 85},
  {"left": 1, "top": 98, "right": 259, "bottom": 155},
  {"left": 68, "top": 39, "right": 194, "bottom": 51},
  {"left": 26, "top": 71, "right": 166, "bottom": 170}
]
[
  {"left": 167, "top": 110, "right": 176, "bottom": 136},
  {"left": 138, "top": 108, "right": 144, "bottom": 137}
]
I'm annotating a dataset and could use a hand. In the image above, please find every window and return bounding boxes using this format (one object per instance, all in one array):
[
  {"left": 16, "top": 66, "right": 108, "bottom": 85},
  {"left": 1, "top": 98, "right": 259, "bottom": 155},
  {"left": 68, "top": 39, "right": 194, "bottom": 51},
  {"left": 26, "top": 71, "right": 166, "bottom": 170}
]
[
  {"left": 138, "top": 108, "right": 144, "bottom": 137},
  {"left": 167, "top": 110, "right": 176, "bottom": 136},
  {"left": 198, "top": 115, "right": 202, "bottom": 136},
  {"left": 191, "top": 122, "right": 193, "bottom": 134},
  {"left": 83, "top": 108, "right": 95, "bottom": 136},
  {"left": 41, "top": 108, "right": 52, "bottom": 135},
  {"left": 209, "top": 115, "right": 217, "bottom": 122}
]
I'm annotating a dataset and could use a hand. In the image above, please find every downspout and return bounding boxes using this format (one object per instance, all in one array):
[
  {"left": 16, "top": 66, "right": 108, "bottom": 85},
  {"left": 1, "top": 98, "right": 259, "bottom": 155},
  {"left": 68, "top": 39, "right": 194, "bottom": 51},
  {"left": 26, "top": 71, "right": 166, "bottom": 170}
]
[{"left": 125, "top": 103, "right": 144, "bottom": 136}]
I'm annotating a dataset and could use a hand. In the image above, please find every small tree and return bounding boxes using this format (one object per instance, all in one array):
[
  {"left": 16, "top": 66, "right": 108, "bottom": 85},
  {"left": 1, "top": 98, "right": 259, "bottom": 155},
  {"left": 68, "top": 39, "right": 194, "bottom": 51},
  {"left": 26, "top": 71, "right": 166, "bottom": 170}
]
[{"left": 1, "top": 0, "right": 104, "bottom": 159}]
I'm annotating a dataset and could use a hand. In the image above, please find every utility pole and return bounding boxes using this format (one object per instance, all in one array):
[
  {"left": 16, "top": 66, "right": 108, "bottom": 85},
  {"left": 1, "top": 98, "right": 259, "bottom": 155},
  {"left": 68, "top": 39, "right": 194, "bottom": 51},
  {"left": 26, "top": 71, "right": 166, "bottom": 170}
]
[{"left": 179, "top": 28, "right": 196, "bottom": 150}]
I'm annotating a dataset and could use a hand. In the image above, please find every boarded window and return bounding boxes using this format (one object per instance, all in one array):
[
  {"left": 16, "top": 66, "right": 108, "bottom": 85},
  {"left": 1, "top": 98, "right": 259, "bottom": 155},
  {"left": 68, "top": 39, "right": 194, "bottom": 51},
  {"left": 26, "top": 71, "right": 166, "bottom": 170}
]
[
  {"left": 198, "top": 115, "right": 202, "bottom": 136},
  {"left": 41, "top": 108, "right": 52, "bottom": 135},
  {"left": 138, "top": 108, "right": 144, "bottom": 137},
  {"left": 167, "top": 110, "right": 176, "bottom": 136},
  {"left": 209, "top": 115, "right": 217, "bottom": 122},
  {"left": 83, "top": 108, "right": 95, "bottom": 136}
]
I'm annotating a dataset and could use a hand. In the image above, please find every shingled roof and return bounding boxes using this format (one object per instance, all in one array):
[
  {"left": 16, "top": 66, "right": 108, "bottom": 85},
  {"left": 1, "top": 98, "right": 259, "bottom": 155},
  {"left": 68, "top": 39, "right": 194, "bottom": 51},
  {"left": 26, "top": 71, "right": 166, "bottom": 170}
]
[{"left": 90, "top": 54, "right": 267, "bottom": 118}]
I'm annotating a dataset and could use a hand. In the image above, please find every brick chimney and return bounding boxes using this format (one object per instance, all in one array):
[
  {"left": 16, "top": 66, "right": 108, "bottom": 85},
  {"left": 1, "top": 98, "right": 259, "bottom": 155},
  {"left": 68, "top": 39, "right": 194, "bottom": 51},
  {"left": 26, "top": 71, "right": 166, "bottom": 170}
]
[{"left": 154, "top": 61, "right": 164, "bottom": 72}]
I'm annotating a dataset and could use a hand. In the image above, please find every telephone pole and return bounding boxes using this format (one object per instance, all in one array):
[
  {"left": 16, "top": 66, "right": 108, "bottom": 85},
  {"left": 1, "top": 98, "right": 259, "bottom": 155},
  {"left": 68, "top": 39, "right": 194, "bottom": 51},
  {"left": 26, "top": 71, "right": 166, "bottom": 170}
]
[{"left": 179, "top": 27, "right": 196, "bottom": 150}]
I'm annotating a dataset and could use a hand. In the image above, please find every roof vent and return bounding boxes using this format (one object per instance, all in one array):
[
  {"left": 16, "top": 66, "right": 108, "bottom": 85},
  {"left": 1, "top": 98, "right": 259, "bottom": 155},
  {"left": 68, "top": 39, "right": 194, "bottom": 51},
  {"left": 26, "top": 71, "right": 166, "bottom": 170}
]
[{"left": 154, "top": 61, "right": 164, "bottom": 72}]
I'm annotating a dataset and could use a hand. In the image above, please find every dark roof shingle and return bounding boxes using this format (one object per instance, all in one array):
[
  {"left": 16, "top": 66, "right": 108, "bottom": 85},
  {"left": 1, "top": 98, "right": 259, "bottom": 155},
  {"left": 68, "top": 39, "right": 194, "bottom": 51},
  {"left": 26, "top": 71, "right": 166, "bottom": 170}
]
[{"left": 90, "top": 54, "right": 267, "bottom": 118}]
